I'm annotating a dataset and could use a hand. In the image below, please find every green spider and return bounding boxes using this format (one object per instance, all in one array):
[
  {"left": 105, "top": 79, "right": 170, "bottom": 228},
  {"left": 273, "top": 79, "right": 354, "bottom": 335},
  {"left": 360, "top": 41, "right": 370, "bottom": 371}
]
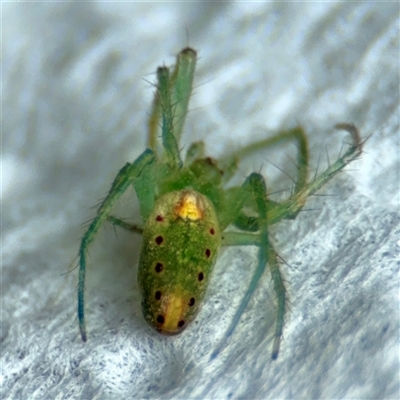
[{"left": 78, "top": 47, "right": 363, "bottom": 360}]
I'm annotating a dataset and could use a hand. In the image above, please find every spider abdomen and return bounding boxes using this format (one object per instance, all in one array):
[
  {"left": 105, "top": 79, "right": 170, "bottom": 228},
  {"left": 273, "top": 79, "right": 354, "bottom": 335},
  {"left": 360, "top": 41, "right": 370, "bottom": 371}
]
[{"left": 138, "top": 190, "right": 221, "bottom": 334}]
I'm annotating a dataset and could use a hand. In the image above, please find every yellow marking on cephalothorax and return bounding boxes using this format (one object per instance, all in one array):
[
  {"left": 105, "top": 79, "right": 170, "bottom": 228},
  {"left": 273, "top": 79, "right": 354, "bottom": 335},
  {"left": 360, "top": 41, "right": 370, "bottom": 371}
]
[{"left": 174, "top": 191, "right": 204, "bottom": 220}]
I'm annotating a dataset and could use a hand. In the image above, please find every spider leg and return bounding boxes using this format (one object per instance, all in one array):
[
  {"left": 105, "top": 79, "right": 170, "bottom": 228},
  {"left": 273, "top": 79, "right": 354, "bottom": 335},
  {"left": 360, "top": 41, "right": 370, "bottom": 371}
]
[
  {"left": 168, "top": 47, "right": 197, "bottom": 144},
  {"left": 148, "top": 48, "right": 197, "bottom": 165},
  {"left": 106, "top": 215, "right": 143, "bottom": 234},
  {"left": 215, "top": 125, "right": 362, "bottom": 359},
  {"left": 268, "top": 243, "right": 286, "bottom": 359},
  {"left": 184, "top": 141, "right": 205, "bottom": 165},
  {"left": 78, "top": 149, "right": 154, "bottom": 341},
  {"left": 271, "top": 123, "right": 363, "bottom": 222},
  {"left": 221, "top": 240, "right": 286, "bottom": 359},
  {"left": 147, "top": 81, "right": 161, "bottom": 158},
  {"left": 228, "top": 124, "right": 362, "bottom": 228},
  {"left": 211, "top": 172, "right": 272, "bottom": 359},
  {"left": 221, "top": 127, "right": 309, "bottom": 190},
  {"left": 219, "top": 127, "right": 308, "bottom": 231}
]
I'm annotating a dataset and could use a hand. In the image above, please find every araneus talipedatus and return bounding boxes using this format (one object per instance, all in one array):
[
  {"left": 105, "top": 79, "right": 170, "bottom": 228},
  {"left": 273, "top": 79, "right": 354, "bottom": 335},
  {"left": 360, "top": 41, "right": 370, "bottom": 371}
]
[{"left": 78, "top": 47, "right": 363, "bottom": 360}]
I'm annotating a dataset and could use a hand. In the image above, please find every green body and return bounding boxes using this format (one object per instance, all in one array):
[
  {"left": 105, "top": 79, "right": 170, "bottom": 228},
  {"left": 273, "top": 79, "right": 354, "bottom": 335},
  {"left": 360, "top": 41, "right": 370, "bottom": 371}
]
[
  {"left": 138, "top": 190, "right": 221, "bottom": 334},
  {"left": 77, "top": 47, "right": 363, "bottom": 360}
]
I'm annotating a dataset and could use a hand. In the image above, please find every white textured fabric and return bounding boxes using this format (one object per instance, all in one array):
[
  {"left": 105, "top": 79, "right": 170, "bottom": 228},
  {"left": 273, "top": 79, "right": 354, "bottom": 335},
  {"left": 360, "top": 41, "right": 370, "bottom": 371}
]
[{"left": 2, "top": 3, "right": 399, "bottom": 399}]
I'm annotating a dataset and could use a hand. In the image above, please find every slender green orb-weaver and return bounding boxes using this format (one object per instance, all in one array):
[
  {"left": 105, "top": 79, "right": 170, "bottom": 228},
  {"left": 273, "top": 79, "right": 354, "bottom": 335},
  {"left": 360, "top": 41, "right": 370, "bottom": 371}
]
[{"left": 78, "top": 47, "right": 363, "bottom": 360}]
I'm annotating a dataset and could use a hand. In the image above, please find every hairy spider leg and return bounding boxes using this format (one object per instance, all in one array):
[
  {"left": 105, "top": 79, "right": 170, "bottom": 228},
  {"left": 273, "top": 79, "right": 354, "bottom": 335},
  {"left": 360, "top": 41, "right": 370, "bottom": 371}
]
[
  {"left": 268, "top": 244, "right": 285, "bottom": 359},
  {"left": 210, "top": 172, "right": 273, "bottom": 359},
  {"left": 168, "top": 47, "right": 197, "bottom": 144},
  {"left": 156, "top": 66, "right": 182, "bottom": 168},
  {"left": 270, "top": 123, "right": 363, "bottom": 223},
  {"left": 223, "top": 126, "right": 309, "bottom": 193},
  {"left": 78, "top": 150, "right": 155, "bottom": 341},
  {"left": 148, "top": 48, "right": 197, "bottom": 161},
  {"left": 223, "top": 124, "right": 362, "bottom": 230},
  {"left": 217, "top": 123, "right": 362, "bottom": 359},
  {"left": 106, "top": 215, "right": 143, "bottom": 234},
  {"left": 216, "top": 127, "right": 309, "bottom": 232},
  {"left": 184, "top": 141, "right": 206, "bottom": 165}
]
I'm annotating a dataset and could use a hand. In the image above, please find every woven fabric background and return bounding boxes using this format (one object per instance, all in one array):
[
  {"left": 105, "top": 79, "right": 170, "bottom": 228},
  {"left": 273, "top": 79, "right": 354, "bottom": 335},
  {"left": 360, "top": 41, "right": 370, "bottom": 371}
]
[{"left": 2, "top": 3, "right": 399, "bottom": 399}]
